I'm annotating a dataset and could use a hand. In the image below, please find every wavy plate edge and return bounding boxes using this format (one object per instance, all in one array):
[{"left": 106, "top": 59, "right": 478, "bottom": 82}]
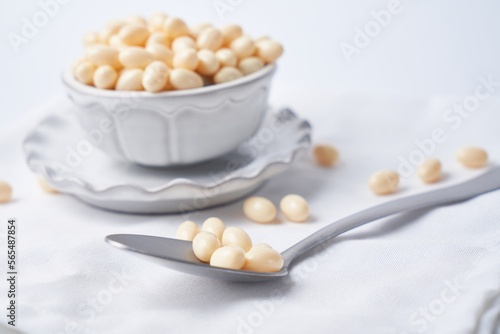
[{"left": 23, "top": 108, "right": 312, "bottom": 199}]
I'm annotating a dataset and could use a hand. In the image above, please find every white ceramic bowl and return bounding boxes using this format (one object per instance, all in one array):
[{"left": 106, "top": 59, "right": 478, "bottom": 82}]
[{"left": 62, "top": 65, "right": 276, "bottom": 167}]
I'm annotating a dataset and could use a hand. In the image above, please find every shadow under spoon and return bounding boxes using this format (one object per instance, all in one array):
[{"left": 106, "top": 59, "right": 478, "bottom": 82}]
[{"left": 105, "top": 166, "right": 500, "bottom": 282}]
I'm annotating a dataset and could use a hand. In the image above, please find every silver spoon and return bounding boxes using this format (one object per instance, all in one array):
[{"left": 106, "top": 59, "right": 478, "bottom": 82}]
[{"left": 106, "top": 166, "right": 500, "bottom": 282}]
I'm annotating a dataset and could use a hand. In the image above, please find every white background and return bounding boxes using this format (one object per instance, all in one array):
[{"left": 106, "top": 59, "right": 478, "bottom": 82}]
[
  {"left": 1, "top": 0, "right": 500, "bottom": 125},
  {"left": 1, "top": 1, "right": 500, "bottom": 333}
]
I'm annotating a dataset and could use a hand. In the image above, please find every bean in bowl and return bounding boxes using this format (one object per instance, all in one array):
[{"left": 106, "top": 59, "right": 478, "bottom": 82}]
[{"left": 73, "top": 13, "right": 283, "bottom": 92}]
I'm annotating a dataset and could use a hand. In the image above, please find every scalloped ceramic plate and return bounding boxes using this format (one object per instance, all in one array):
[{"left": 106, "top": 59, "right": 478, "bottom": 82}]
[{"left": 23, "top": 103, "right": 311, "bottom": 213}]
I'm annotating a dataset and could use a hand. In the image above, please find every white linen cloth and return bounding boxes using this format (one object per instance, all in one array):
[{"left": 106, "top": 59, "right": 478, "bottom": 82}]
[{"left": 0, "top": 84, "right": 499, "bottom": 334}]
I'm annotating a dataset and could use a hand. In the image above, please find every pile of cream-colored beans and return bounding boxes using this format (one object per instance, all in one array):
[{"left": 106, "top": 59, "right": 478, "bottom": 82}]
[
  {"left": 72, "top": 13, "right": 283, "bottom": 92},
  {"left": 176, "top": 218, "right": 284, "bottom": 272}
]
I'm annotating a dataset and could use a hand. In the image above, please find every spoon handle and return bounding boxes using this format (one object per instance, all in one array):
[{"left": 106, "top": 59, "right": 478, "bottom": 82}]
[{"left": 281, "top": 166, "right": 500, "bottom": 267}]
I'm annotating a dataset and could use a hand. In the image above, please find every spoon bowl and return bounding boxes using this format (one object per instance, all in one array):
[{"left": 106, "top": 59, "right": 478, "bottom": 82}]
[{"left": 106, "top": 234, "right": 287, "bottom": 282}]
